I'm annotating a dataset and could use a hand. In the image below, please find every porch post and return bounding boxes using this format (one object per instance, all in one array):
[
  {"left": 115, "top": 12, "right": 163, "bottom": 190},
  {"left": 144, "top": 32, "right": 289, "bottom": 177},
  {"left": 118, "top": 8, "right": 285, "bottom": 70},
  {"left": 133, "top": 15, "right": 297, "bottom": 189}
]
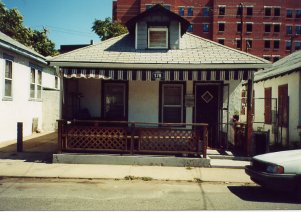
[
  {"left": 246, "top": 77, "right": 254, "bottom": 156},
  {"left": 202, "top": 125, "right": 208, "bottom": 158},
  {"left": 57, "top": 120, "right": 62, "bottom": 153},
  {"left": 57, "top": 66, "right": 64, "bottom": 119}
]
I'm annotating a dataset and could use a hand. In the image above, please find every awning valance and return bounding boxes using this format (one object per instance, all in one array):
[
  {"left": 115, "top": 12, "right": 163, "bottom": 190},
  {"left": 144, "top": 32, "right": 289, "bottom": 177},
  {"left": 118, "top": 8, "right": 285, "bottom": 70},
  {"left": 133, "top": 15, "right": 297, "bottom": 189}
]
[{"left": 62, "top": 68, "right": 254, "bottom": 81}]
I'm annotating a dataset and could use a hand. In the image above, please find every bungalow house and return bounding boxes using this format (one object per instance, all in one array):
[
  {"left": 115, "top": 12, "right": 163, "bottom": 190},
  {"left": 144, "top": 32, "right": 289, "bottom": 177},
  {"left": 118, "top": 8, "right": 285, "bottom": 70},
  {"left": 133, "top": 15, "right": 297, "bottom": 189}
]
[
  {"left": 0, "top": 31, "right": 60, "bottom": 143},
  {"left": 252, "top": 50, "right": 301, "bottom": 149},
  {"left": 49, "top": 5, "right": 270, "bottom": 157}
]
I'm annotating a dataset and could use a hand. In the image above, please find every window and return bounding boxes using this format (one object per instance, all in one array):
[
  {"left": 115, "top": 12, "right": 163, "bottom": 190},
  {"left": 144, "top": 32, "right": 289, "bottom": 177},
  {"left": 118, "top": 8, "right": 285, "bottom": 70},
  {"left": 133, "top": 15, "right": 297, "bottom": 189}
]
[
  {"left": 286, "top": 40, "right": 292, "bottom": 51},
  {"left": 278, "top": 84, "right": 288, "bottom": 127},
  {"left": 203, "top": 23, "right": 209, "bottom": 33},
  {"left": 30, "top": 67, "right": 42, "bottom": 99},
  {"left": 161, "top": 83, "right": 184, "bottom": 123},
  {"left": 187, "top": 24, "right": 193, "bottom": 32},
  {"left": 163, "top": 5, "right": 171, "bottom": 10},
  {"left": 236, "top": 39, "right": 241, "bottom": 49},
  {"left": 237, "top": 6, "right": 242, "bottom": 16},
  {"left": 4, "top": 60, "right": 13, "bottom": 98},
  {"left": 247, "top": 7, "right": 253, "bottom": 16},
  {"left": 237, "top": 23, "right": 242, "bottom": 32},
  {"left": 296, "top": 9, "right": 301, "bottom": 18},
  {"left": 264, "top": 87, "right": 272, "bottom": 124},
  {"left": 274, "top": 40, "right": 280, "bottom": 49},
  {"left": 246, "top": 39, "right": 253, "bottom": 49},
  {"left": 148, "top": 27, "right": 168, "bottom": 49},
  {"left": 296, "top": 26, "right": 301, "bottom": 35},
  {"left": 219, "top": 6, "right": 226, "bottom": 15},
  {"left": 263, "top": 55, "right": 271, "bottom": 61},
  {"left": 264, "top": 40, "right": 271, "bottom": 49},
  {"left": 264, "top": 23, "right": 271, "bottom": 33},
  {"left": 274, "top": 7, "right": 280, "bottom": 16},
  {"left": 286, "top": 9, "right": 293, "bottom": 18},
  {"left": 218, "top": 22, "right": 225, "bottom": 32},
  {"left": 246, "top": 23, "right": 253, "bottom": 33},
  {"left": 203, "top": 7, "right": 209, "bottom": 16},
  {"left": 103, "top": 82, "right": 127, "bottom": 121},
  {"left": 145, "top": 4, "right": 153, "bottom": 10},
  {"left": 218, "top": 39, "right": 225, "bottom": 45},
  {"left": 296, "top": 41, "right": 301, "bottom": 50},
  {"left": 55, "top": 76, "right": 59, "bottom": 89},
  {"left": 286, "top": 25, "right": 292, "bottom": 35},
  {"left": 274, "top": 23, "right": 280, "bottom": 33},
  {"left": 273, "top": 56, "right": 280, "bottom": 62},
  {"left": 264, "top": 7, "right": 272, "bottom": 16},
  {"left": 179, "top": 7, "right": 184, "bottom": 16},
  {"left": 187, "top": 7, "right": 193, "bottom": 16}
]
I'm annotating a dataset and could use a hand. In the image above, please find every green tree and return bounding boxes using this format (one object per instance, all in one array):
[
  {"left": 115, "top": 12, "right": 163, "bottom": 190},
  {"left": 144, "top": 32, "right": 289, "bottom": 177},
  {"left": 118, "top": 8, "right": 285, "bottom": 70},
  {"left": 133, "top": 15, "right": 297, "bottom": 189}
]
[
  {"left": 92, "top": 17, "right": 128, "bottom": 41},
  {"left": 0, "top": 1, "right": 57, "bottom": 56}
]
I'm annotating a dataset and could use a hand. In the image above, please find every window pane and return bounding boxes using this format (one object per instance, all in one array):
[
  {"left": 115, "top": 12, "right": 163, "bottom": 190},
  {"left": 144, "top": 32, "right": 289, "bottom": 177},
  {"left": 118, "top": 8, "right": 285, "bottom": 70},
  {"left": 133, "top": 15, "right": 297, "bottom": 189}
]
[
  {"left": 104, "top": 84, "right": 125, "bottom": 120},
  {"left": 5, "top": 80, "right": 12, "bottom": 97},
  {"left": 286, "top": 26, "right": 292, "bottom": 34},
  {"left": 31, "top": 68, "right": 35, "bottom": 83},
  {"left": 188, "top": 7, "right": 193, "bottom": 16},
  {"left": 247, "top": 24, "right": 252, "bottom": 32},
  {"left": 296, "top": 42, "right": 301, "bottom": 50},
  {"left": 286, "top": 41, "right": 292, "bottom": 50},
  {"left": 203, "top": 7, "right": 209, "bottom": 16},
  {"left": 37, "top": 85, "right": 42, "bottom": 99},
  {"left": 274, "top": 24, "right": 280, "bottom": 33},
  {"left": 247, "top": 7, "right": 253, "bottom": 16},
  {"left": 30, "top": 84, "right": 35, "bottom": 98},
  {"left": 218, "top": 23, "right": 225, "bottom": 31},
  {"left": 5, "top": 60, "right": 12, "bottom": 79},
  {"left": 37, "top": 70, "right": 42, "bottom": 85},
  {"left": 274, "top": 8, "right": 280, "bottom": 16},
  {"left": 164, "top": 86, "right": 181, "bottom": 105},
  {"left": 296, "top": 10, "right": 301, "bottom": 18},
  {"left": 265, "top": 7, "right": 271, "bottom": 16},
  {"left": 265, "top": 24, "right": 271, "bottom": 32},
  {"left": 163, "top": 107, "right": 182, "bottom": 123},
  {"left": 246, "top": 40, "right": 252, "bottom": 49},
  {"left": 203, "top": 24, "right": 209, "bottom": 32},
  {"left": 274, "top": 40, "right": 280, "bottom": 49},
  {"left": 149, "top": 30, "right": 167, "bottom": 48},
  {"left": 187, "top": 24, "right": 193, "bottom": 32},
  {"left": 296, "top": 26, "right": 301, "bottom": 35},
  {"left": 237, "top": 23, "right": 241, "bottom": 32},
  {"left": 219, "top": 7, "right": 225, "bottom": 15},
  {"left": 264, "top": 40, "right": 270, "bottom": 48},
  {"left": 179, "top": 7, "right": 184, "bottom": 16},
  {"left": 287, "top": 9, "right": 292, "bottom": 18}
]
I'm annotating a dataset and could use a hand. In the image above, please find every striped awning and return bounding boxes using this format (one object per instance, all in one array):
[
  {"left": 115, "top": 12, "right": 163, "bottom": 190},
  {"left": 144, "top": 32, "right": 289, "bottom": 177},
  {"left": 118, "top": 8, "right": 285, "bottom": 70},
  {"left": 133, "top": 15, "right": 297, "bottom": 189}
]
[{"left": 62, "top": 68, "right": 254, "bottom": 81}]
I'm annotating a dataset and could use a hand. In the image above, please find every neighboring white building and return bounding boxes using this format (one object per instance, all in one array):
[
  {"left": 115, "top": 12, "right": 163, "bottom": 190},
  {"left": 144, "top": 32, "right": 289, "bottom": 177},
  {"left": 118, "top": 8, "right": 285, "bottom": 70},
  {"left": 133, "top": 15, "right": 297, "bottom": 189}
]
[
  {"left": 252, "top": 50, "right": 301, "bottom": 148},
  {"left": 0, "top": 31, "right": 60, "bottom": 143}
]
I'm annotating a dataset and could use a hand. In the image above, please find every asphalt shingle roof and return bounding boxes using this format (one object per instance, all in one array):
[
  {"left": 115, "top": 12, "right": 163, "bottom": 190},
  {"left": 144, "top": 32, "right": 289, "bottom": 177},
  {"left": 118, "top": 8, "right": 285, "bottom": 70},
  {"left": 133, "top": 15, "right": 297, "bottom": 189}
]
[
  {"left": 49, "top": 33, "right": 270, "bottom": 69},
  {"left": 254, "top": 50, "right": 301, "bottom": 82}
]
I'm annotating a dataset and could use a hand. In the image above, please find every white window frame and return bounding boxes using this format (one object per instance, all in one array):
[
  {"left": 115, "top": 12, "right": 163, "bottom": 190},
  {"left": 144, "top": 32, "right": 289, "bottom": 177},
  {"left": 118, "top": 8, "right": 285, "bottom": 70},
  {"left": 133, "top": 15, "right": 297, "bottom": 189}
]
[
  {"left": 3, "top": 59, "right": 13, "bottom": 99},
  {"left": 30, "top": 67, "right": 42, "bottom": 100},
  {"left": 148, "top": 27, "right": 168, "bottom": 49},
  {"left": 161, "top": 84, "right": 184, "bottom": 123}
]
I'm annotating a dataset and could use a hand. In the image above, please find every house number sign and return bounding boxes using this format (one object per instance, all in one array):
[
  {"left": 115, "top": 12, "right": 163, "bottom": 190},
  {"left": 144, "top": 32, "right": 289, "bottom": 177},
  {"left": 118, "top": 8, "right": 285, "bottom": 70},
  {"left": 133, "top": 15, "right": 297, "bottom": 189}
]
[{"left": 152, "top": 71, "right": 165, "bottom": 81}]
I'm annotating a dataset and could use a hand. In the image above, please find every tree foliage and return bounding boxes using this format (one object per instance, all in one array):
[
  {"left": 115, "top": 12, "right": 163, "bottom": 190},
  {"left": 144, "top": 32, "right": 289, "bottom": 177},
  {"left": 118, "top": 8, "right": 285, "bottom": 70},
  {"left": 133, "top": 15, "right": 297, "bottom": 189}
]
[
  {"left": 92, "top": 17, "right": 128, "bottom": 41},
  {"left": 0, "top": 1, "right": 57, "bottom": 56}
]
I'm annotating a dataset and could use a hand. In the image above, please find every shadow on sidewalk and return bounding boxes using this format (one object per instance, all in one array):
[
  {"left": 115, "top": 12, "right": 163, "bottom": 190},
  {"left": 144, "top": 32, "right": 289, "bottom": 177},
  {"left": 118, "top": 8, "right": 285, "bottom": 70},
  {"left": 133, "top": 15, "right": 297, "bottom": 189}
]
[
  {"left": 0, "top": 132, "right": 57, "bottom": 164},
  {"left": 228, "top": 185, "right": 298, "bottom": 204}
]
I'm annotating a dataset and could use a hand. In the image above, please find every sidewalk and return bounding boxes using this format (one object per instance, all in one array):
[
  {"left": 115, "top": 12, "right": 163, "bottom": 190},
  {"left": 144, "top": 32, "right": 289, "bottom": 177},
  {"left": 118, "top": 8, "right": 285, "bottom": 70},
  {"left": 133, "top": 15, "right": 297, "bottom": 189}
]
[{"left": 0, "top": 132, "right": 251, "bottom": 183}]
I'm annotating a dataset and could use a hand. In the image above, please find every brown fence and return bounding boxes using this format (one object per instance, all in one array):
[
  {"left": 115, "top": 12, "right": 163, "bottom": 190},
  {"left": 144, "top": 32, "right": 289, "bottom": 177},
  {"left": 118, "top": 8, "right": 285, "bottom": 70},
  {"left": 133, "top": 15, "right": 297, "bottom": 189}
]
[{"left": 57, "top": 120, "right": 208, "bottom": 158}]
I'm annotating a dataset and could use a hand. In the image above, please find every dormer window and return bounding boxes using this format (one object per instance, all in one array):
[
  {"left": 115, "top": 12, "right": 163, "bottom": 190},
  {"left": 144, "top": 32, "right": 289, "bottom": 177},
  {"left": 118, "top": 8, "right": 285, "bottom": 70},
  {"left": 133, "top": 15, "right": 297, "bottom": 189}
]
[{"left": 148, "top": 26, "right": 168, "bottom": 49}]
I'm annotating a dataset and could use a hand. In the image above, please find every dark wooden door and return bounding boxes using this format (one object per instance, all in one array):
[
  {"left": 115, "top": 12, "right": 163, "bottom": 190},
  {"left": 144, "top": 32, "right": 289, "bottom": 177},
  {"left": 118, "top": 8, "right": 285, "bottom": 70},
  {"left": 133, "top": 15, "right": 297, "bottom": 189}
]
[{"left": 195, "top": 84, "right": 220, "bottom": 148}]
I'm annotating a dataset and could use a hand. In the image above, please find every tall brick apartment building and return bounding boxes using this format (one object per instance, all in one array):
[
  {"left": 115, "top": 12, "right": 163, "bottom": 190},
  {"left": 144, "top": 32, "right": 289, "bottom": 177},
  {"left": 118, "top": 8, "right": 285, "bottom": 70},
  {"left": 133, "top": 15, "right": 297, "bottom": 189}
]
[{"left": 113, "top": 0, "right": 301, "bottom": 61}]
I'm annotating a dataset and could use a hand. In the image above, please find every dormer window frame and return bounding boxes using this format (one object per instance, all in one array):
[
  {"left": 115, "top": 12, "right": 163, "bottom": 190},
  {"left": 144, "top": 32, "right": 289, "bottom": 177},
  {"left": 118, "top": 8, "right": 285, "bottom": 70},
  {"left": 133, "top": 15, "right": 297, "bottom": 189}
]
[{"left": 148, "top": 26, "right": 169, "bottom": 49}]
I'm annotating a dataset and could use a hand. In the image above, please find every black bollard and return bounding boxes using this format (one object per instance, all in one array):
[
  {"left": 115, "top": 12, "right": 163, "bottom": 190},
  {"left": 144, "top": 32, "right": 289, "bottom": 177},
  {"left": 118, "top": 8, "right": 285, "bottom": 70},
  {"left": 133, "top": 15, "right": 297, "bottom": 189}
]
[{"left": 17, "top": 122, "right": 23, "bottom": 152}]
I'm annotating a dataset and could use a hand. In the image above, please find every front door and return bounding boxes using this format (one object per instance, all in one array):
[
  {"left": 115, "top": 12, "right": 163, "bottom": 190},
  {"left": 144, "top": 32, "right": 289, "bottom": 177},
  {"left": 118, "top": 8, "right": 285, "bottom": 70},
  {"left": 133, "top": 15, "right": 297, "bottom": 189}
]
[{"left": 195, "top": 84, "right": 220, "bottom": 148}]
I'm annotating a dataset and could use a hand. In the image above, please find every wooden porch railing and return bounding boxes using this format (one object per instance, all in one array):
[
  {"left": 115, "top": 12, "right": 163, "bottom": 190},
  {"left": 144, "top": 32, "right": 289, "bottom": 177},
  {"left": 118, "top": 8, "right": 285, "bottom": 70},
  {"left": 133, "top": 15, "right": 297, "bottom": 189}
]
[{"left": 57, "top": 120, "right": 209, "bottom": 158}]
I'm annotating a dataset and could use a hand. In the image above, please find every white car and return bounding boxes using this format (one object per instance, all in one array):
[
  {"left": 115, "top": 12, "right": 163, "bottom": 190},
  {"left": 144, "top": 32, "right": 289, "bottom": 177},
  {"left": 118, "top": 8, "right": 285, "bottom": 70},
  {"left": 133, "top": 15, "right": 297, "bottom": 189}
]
[{"left": 245, "top": 149, "right": 301, "bottom": 202}]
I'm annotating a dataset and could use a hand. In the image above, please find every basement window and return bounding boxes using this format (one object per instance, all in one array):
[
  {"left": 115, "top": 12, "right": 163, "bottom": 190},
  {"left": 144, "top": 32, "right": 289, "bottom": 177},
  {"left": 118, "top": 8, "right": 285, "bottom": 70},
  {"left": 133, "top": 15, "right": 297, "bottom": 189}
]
[{"left": 148, "top": 26, "right": 168, "bottom": 49}]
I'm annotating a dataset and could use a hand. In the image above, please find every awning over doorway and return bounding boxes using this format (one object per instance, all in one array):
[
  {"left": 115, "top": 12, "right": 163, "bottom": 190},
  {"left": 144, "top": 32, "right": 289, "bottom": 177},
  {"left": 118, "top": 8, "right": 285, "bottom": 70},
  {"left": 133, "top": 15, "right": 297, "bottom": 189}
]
[{"left": 62, "top": 68, "right": 254, "bottom": 81}]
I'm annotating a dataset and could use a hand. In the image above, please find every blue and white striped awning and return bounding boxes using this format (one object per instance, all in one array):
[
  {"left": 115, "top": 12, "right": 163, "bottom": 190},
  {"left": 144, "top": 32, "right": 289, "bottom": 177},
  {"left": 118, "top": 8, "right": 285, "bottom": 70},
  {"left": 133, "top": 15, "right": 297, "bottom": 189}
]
[{"left": 62, "top": 68, "right": 254, "bottom": 81}]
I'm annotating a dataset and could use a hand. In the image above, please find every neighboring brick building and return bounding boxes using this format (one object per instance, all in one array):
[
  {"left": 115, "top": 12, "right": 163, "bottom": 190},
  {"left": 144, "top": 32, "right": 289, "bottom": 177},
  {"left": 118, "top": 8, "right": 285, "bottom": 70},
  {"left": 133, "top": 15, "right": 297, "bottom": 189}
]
[{"left": 113, "top": 0, "right": 301, "bottom": 61}]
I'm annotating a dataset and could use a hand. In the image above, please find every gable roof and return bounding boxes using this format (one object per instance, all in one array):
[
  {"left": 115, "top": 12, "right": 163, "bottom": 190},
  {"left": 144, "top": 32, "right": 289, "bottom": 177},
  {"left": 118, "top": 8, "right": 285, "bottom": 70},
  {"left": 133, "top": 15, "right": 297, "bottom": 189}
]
[
  {"left": 49, "top": 33, "right": 270, "bottom": 70},
  {"left": 254, "top": 50, "right": 301, "bottom": 82},
  {"left": 126, "top": 4, "right": 190, "bottom": 35}
]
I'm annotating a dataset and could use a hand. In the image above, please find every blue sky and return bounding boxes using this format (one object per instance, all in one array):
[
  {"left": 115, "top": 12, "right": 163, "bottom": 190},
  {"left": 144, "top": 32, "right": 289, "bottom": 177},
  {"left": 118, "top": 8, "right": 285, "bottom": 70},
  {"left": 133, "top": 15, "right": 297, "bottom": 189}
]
[{"left": 2, "top": 0, "right": 113, "bottom": 49}]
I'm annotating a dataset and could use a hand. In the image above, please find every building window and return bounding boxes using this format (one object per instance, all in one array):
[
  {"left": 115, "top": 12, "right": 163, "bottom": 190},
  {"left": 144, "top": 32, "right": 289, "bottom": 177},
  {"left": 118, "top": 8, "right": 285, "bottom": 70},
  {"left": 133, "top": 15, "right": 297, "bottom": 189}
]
[
  {"left": 263, "top": 55, "right": 271, "bottom": 61},
  {"left": 274, "top": 40, "right": 280, "bottom": 49},
  {"left": 203, "top": 23, "right": 209, "bottom": 33},
  {"left": 264, "top": 7, "right": 272, "bottom": 16},
  {"left": 55, "top": 76, "right": 59, "bottom": 89},
  {"left": 163, "top": 5, "right": 171, "bottom": 10},
  {"left": 161, "top": 83, "right": 184, "bottom": 123},
  {"left": 148, "top": 27, "right": 168, "bottom": 49},
  {"left": 187, "top": 7, "right": 193, "bottom": 16},
  {"left": 274, "top": 7, "right": 281, "bottom": 16},
  {"left": 273, "top": 56, "right": 280, "bottom": 62},
  {"left": 296, "top": 26, "right": 301, "bottom": 35},
  {"left": 296, "top": 9, "right": 301, "bottom": 18},
  {"left": 264, "top": 87, "right": 272, "bottom": 124},
  {"left": 246, "top": 23, "right": 253, "bottom": 33},
  {"left": 145, "top": 4, "right": 153, "bottom": 10},
  {"left": 4, "top": 60, "right": 13, "bottom": 98},
  {"left": 274, "top": 23, "right": 280, "bottom": 33},
  {"left": 236, "top": 39, "right": 241, "bottom": 49},
  {"left": 286, "top": 25, "right": 292, "bottom": 35},
  {"left": 218, "top": 22, "right": 225, "bottom": 32},
  {"left": 247, "top": 7, "right": 253, "bottom": 16},
  {"left": 187, "top": 24, "right": 193, "bottom": 32},
  {"left": 286, "top": 40, "right": 292, "bottom": 51},
  {"left": 264, "top": 40, "right": 271, "bottom": 49},
  {"left": 30, "top": 67, "right": 42, "bottom": 99},
  {"left": 246, "top": 39, "right": 253, "bottom": 49},
  {"left": 203, "top": 7, "right": 209, "bottom": 16},
  {"left": 237, "top": 23, "right": 241, "bottom": 32},
  {"left": 296, "top": 41, "right": 301, "bottom": 50},
  {"left": 179, "top": 7, "right": 185, "bottom": 16},
  {"left": 218, "top": 39, "right": 225, "bottom": 45},
  {"left": 219, "top": 6, "right": 226, "bottom": 15},
  {"left": 264, "top": 23, "right": 271, "bottom": 33},
  {"left": 237, "top": 6, "right": 242, "bottom": 16},
  {"left": 286, "top": 9, "right": 293, "bottom": 18},
  {"left": 278, "top": 84, "right": 288, "bottom": 127}
]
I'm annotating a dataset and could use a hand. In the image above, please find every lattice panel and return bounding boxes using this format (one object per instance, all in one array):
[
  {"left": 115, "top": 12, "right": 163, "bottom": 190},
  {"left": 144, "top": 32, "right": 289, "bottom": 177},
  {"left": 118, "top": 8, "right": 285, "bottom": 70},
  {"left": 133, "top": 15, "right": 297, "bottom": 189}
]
[
  {"left": 138, "top": 128, "right": 200, "bottom": 153},
  {"left": 66, "top": 126, "right": 127, "bottom": 151}
]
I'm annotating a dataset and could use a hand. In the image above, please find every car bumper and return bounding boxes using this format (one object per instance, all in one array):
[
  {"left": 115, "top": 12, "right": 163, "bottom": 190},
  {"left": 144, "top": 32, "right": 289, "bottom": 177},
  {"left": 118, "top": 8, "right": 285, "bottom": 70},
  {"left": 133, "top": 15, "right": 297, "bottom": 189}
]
[{"left": 245, "top": 165, "right": 297, "bottom": 192}]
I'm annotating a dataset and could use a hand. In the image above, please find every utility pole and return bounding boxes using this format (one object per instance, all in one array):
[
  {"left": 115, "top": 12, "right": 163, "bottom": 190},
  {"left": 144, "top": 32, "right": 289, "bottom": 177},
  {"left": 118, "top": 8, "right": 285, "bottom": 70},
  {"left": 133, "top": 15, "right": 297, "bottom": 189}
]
[{"left": 239, "top": 3, "right": 244, "bottom": 51}]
